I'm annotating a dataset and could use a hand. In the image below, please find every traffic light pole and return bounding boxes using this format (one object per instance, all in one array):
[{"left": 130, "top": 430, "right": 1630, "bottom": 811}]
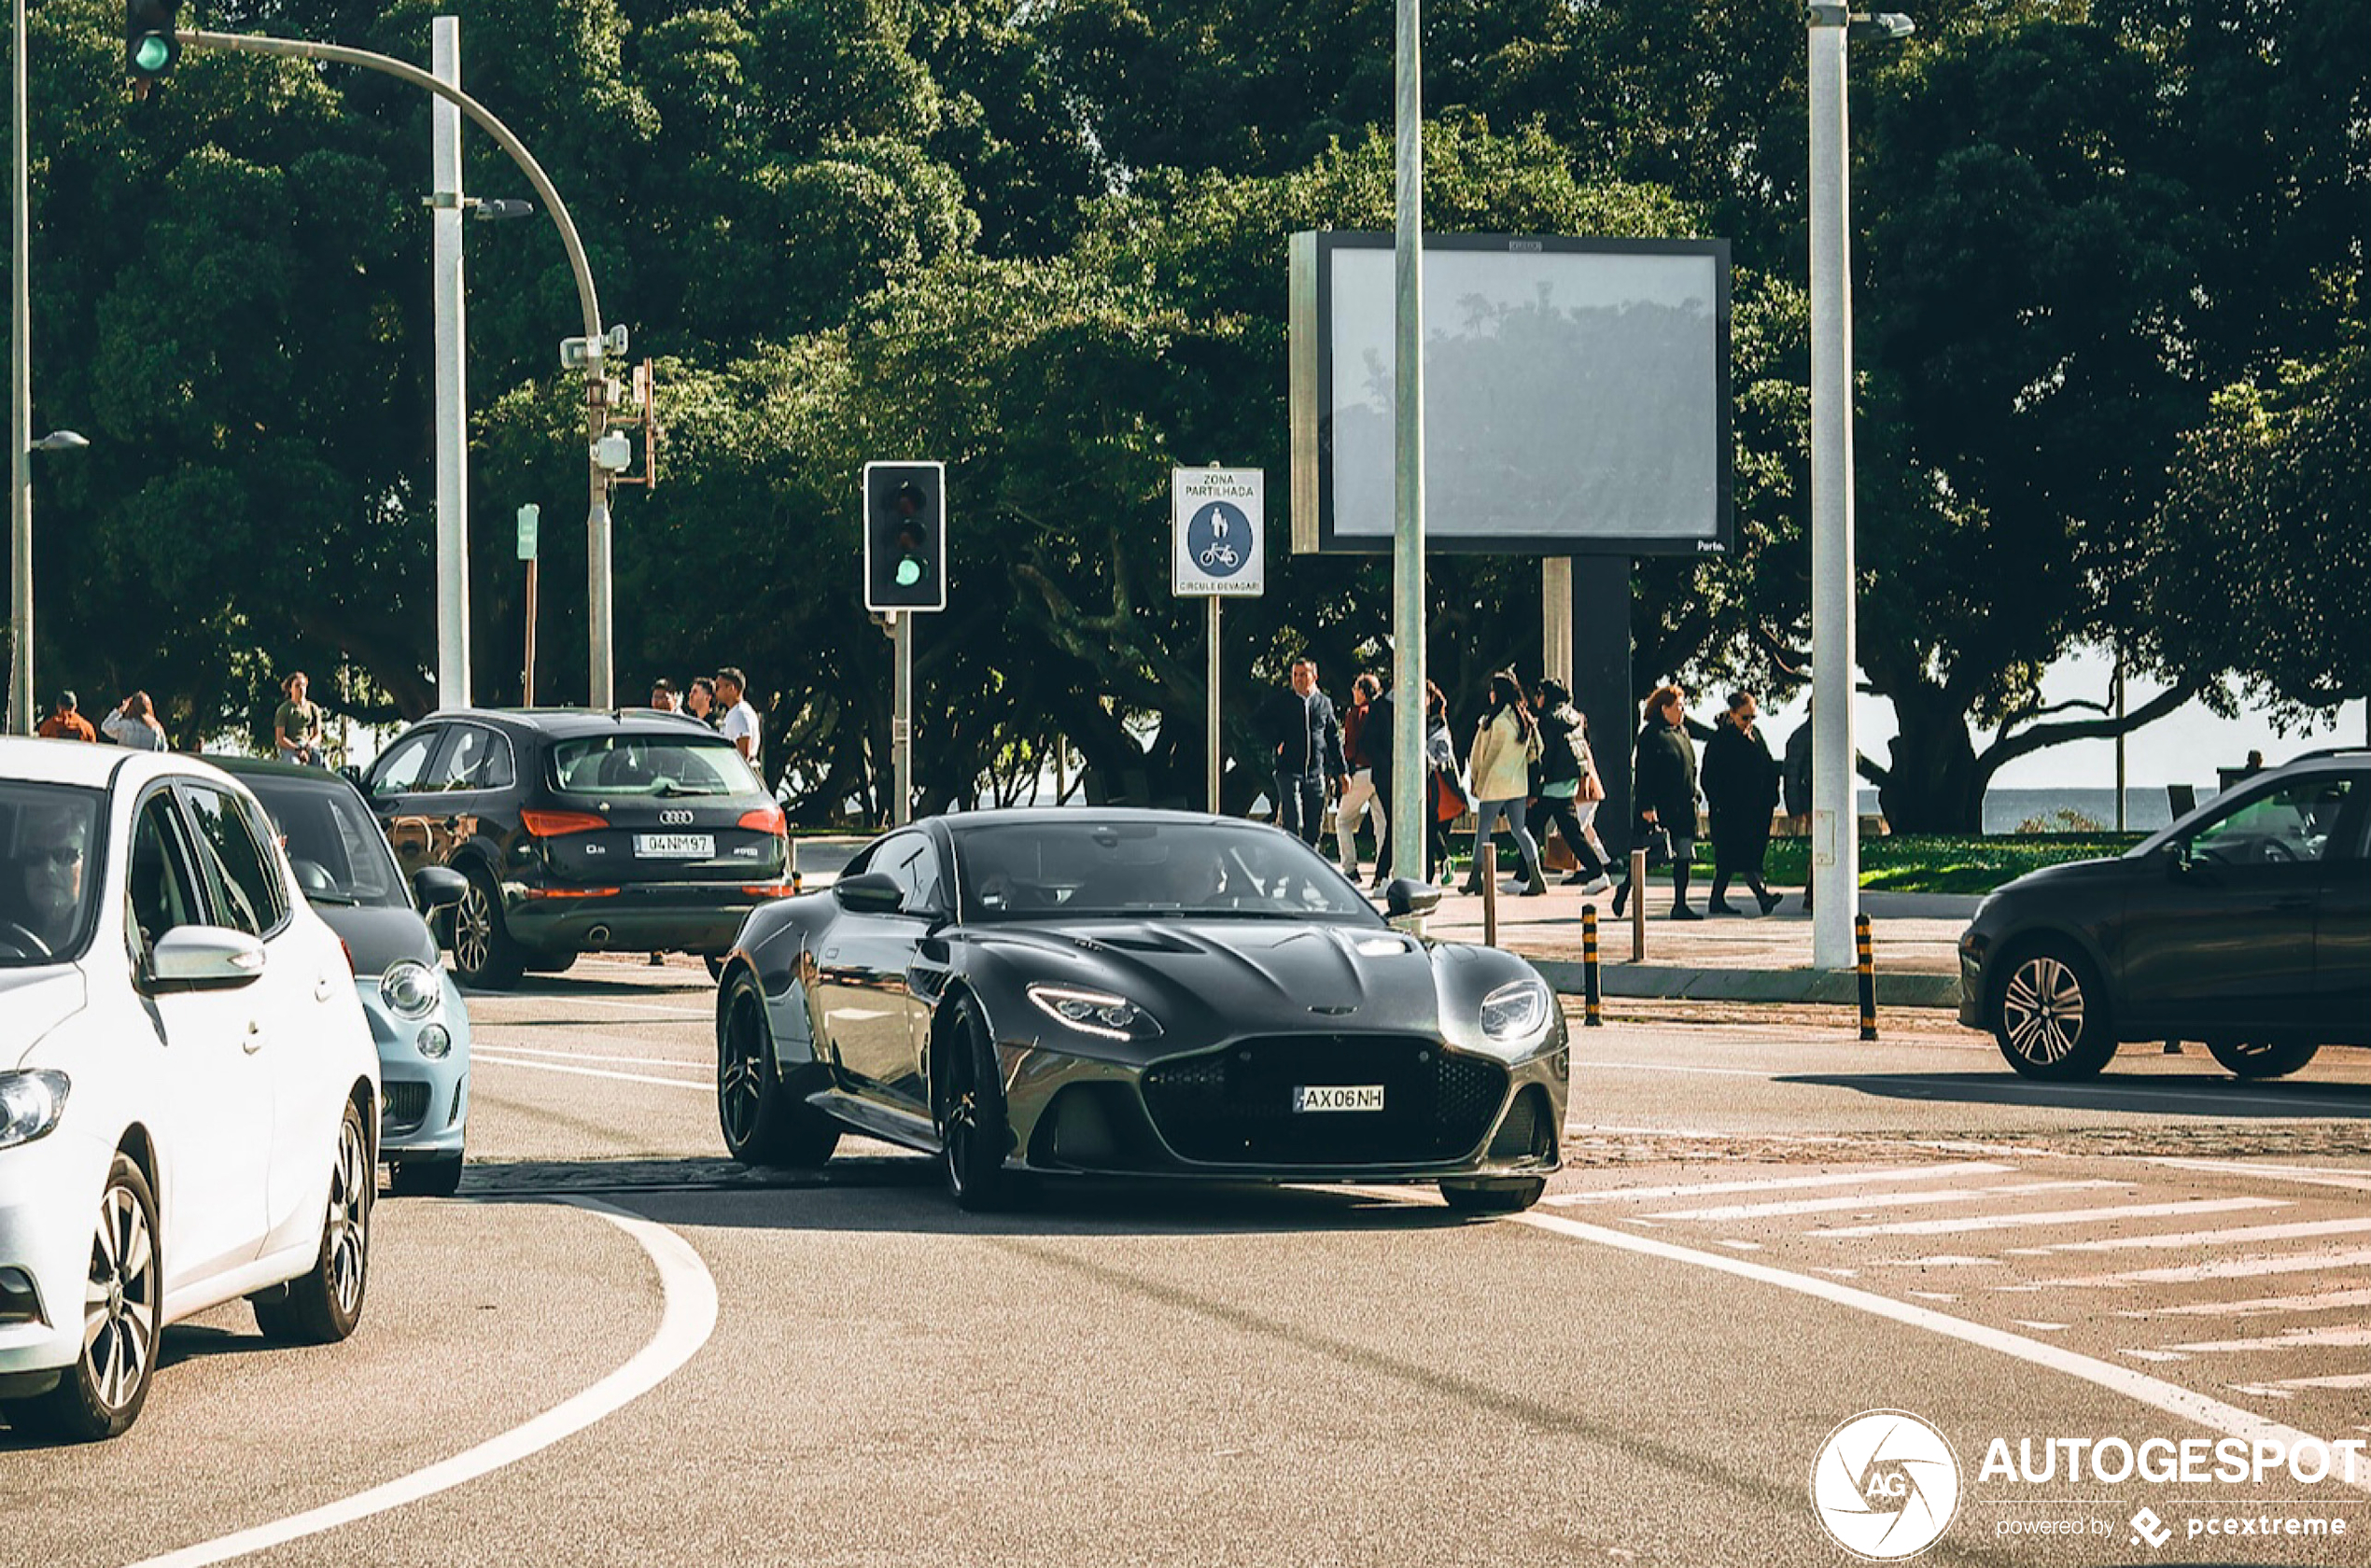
[
  {"left": 892, "top": 612, "right": 912, "bottom": 827},
  {"left": 179, "top": 27, "right": 622, "bottom": 706},
  {"left": 9, "top": 0, "right": 31, "bottom": 734}
]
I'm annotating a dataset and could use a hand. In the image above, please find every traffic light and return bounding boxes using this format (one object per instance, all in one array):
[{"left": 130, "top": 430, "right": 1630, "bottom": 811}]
[
  {"left": 863, "top": 461, "right": 947, "bottom": 612},
  {"left": 125, "top": 0, "right": 181, "bottom": 80}
]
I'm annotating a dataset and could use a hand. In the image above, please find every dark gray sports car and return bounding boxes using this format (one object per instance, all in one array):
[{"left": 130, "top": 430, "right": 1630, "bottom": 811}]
[{"left": 713, "top": 809, "right": 1568, "bottom": 1211}]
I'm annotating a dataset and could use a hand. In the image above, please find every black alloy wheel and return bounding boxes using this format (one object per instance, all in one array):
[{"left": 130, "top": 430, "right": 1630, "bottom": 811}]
[
  {"left": 2204, "top": 1039, "right": 2322, "bottom": 1080},
  {"left": 935, "top": 995, "right": 1013, "bottom": 1212},
  {"left": 451, "top": 863, "right": 526, "bottom": 990},
  {"left": 1438, "top": 1177, "right": 1548, "bottom": 1214},
  {"left": 715, "top": 970, "right": 839, "bottom": 1167},
  {"left": 253, "top": 1099, "right": 372, "bottom": 1344},
  {"left": 1992, "top": 943, "right": 2119, "bottom": 1081},
  {"left": 0, "top": 1155, "right": 161, "bottom": 1440}
]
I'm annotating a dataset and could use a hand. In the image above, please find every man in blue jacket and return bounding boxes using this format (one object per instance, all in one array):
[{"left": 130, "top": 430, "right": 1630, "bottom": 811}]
[{"left": 1259, "top": 658, "right": 1347, "bottom": 848}]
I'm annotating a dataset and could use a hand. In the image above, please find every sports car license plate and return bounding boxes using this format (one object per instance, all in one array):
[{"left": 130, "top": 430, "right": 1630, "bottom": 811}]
[
  {"left": 635, "top": 833, "right": 713, "bottom": 859},
  {"left": 1293, "top": 1085, "right": 1385, "bottom": 1113}
]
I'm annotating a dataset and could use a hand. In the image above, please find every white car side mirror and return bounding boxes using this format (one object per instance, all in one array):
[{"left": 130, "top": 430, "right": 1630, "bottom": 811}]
[{"left": 147, "top": 926, "right": 268, "bottom": 989}]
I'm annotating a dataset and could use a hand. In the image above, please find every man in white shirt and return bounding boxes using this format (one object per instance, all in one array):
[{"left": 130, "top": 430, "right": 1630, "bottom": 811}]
[{"left": 715, "top": 666, "right": 761, "bottom": 776}]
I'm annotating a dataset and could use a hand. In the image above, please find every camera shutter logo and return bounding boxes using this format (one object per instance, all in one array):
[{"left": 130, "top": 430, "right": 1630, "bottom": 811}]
[{"left": 1810, "top": 1410, "right": 1961, "bottom": 1561}]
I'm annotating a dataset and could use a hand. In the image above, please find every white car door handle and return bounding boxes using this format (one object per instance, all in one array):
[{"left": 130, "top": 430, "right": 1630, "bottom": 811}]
[
  {"left": 243, "top": 1020, "right": 263, "bottom": 1055},
  {"left": 315, "top": 973, "right": 339, "bottom": 1002}
]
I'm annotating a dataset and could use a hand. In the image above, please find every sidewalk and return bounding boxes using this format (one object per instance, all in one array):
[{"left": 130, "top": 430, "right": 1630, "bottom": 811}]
[{"left": 789, "top": 836, "right": 1974, "bottom": 1011}]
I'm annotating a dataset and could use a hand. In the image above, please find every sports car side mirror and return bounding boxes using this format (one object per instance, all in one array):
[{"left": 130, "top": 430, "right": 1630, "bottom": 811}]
[
  {"left": 414, "top": 866, "right": 469, "bottom": 911},
  {"left": 833, "top": 871, "right": 905, "bottom": 915},
  {"left": 2159, "top": 840, "right": 2192, "bottom": 876},
  {"left": 1384, "top": 877, "right": 1443, "bottom": 917}
]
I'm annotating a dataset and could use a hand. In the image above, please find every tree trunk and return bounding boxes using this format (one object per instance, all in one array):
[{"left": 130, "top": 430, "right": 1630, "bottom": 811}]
[{"left": 1877, "top": 684, "right": 1986, "bottom": 833}]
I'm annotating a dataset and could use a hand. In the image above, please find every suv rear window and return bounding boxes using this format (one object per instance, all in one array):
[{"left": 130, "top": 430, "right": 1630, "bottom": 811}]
[{"left": 550, "top": 735, "right": 762, "bottom": 797}]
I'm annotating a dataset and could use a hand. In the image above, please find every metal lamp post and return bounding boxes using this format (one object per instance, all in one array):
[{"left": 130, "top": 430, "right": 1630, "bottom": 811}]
[{"left": 1806, "top": 5, "right": 1911, "bottom": 970}]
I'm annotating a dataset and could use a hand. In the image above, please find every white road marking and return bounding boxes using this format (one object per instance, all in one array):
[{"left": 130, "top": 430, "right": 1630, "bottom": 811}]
[
  {"left": 472, "top": 1050, "right": 708, "bottom": 1091},
  {"left": 2118, "top": 1288, "right": 2371, "bottom": 1320},
  {"left": 1472, "top": 1204, "right": 2371, "bottom": 1496},
  {"left": 468, "top": 1042, "right": 712, "bottom": 1071},
  {"left": 1648, "top": 1179, "right": 2124, "bottom": 1223},
  {"left": 2265, "top": 1372, "right": 2371, "bottom": 1392},
  {"left": 1905, "top": 1291, "right": 1958, "bottom": 1302},
  {"left": 1546, "top": 1161, "right": 2016, "bottom": 1205},
  {"left": 2013, "top": 1321, "right": 2070, "bottom": 1332},
  {"left": 2151, "top": 1159, "right": 2371, "bottom": 1193},
  {"left": 2040, "top": 1216, "right": 2371, "bottom": 1253},
  {"left": 1810, "top": 1196, "right": 2288, "bottom": 1239},
  {"left": 1868, "top": 1254, "right": 2001, "bottom": 1268},
  {"left": 484, "top": 994, "right": 710, "bottom": 1019},
  {"left": 2163, "top": 1325, "right": 2371, "bottom": 1353},
  {"left": 2034, "top": 1248, "right": 2371, "bottom": 1290},
  {"left": 126, "top": 1199, "right": 719, "bottom": 1568}
]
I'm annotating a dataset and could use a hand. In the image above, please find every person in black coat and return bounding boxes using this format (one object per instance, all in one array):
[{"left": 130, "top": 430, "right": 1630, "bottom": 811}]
[
  {"left": 1702, "top": 690, "right": 1783, "bottom": 915},
  {"left": 1256, "top": 656, "right": 1347, "bottom": 847},
  {"left": 1612, "top": 684, "right": 1705, "bottom": 920}
]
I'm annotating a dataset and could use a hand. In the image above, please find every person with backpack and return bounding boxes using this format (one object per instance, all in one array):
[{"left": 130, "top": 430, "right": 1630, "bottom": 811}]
[
  {"left": 1530, "top": 679, "right": 1612, "bottom": 893},
  {"left": 1463, "top": 671, "right": 1548, "bottom": 898}
]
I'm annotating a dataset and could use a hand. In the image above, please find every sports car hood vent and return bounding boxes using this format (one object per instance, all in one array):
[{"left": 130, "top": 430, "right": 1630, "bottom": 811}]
[{"left": 990, "top": 920, "right": 1432, "bottom": 1022}]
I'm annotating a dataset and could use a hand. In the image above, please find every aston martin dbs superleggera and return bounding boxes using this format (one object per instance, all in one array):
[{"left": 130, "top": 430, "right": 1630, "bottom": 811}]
[{"left": 713, "top": 809, "right": 1567, "bottom": 1211}]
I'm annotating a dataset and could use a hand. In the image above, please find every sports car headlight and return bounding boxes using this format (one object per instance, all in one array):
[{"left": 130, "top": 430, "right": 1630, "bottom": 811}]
[
  {"left": 381, "top": 959, "right": 442, "bottom": 1020},
  {"left": 1480, "top": 980, "right": 1553, "bottom": 1048},
  {"left": 1026, "top": 985, "right": 1162, "bottom": 1042},
  {"left": 0, "top": 1070, "right": 69, "bottom": 1151}
]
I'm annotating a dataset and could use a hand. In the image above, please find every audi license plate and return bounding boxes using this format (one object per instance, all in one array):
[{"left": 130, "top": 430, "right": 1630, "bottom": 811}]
[
  {"left": 1293, "top": 1085, "right": 1385, "bottom": 1113},
  {"left": 635, "top": 833, "right": 713, "bottom": 859}
]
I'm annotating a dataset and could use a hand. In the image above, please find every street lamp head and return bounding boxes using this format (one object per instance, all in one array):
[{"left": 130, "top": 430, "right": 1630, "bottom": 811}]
[
  {"left": 1849, "top": 10, "right": 1915, "bottom": 41},
  {"left": 30, "top": 430, "right": 88, "bottom": 453},
  {"left": 472, "top": 198, "right": 537, "bottom": 222}
]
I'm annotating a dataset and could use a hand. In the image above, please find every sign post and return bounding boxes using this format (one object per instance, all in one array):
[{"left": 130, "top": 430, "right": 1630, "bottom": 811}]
[
  {"left": 516, "top": 503, "right": 540, "bottom": 706},
  {"left": 1171, "top": 468, "right": 1265, "bottom": 813}
]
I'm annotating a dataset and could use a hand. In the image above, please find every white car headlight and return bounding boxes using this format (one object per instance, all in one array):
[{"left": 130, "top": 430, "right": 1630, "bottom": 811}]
[
  {"left": 1027, "top": 985, "right": 1162, "bottom": 1042},
  {"left": 1480, "top": 980, "right": 1553, "bottom": 1048},
  {"left": 381, "top": 959, "right": 442, "bottom": 1020},
  {"left": 0, "top": 1070, "right": 69, "bottom": 1150}
]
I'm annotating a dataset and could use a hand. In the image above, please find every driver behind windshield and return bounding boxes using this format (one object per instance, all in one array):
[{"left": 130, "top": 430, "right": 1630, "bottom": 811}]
[{"left": 10, "top": 799, "right": 92, "bottom": 954}]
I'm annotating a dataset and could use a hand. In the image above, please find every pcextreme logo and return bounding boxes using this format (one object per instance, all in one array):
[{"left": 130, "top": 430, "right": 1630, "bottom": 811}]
[{"left": 1811, "top": 1410, "right": 1963, "bottom": 1561}]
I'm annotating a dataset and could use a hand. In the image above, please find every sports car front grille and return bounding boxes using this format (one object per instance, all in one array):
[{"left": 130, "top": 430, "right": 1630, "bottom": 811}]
[
  {"left": 1140, "top": 1035, "right": 1507, "bottom": 1166},
  {"left": 382, "top": 1081, "right": 431, "bottom": 1136}
]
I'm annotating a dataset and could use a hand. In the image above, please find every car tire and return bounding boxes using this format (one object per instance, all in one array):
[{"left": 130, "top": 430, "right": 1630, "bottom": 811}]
[
  {"left": 716, "top": 970, "right": 840, "bottom": 1167},
  {"left": 0, "top": 1155, "right": 162, "bottom": 1441},
  {"left": 451, "top": 863, "right": 527, "bottom": 990},
  {"left": 1991, "top": 943, "right": 2119, "bottom": 1081},
  {"left": 253, "top": 1099, "right": 372, "bottom": 1345},
  {"left": 388, "top": 1155, "right": 465, "bottom": 1197},
  {"left": 2204, "top": 1039, "right": 2321, "bottom": 1079},
  {"left": 1438, "top": 1177, "right": 1547, "bottom": 1214},
  {"left": 935, "top": 994, "right": 1014, "bottom": 1212}
]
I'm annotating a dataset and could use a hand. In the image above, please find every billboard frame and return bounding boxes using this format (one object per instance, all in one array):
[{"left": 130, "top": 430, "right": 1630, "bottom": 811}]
[{"left": 1289, "top": 231, "right": 1734, "bottom": 557}]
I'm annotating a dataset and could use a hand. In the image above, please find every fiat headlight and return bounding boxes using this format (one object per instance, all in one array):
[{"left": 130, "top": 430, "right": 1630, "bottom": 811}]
[
  {"left": 381, "top": 959, "right": 442, "bottom": 1020},
  {"left": 0, "top": 1070, "right": 69, "bottom": 1151},
  {"left": 1026, "top": 985, "right": 1161, "bottom": 1042},
  {"left": 1480, "top": 980, "right": 1552, "bottom": 1048},
  {"left": 414, "top": 1023, "right": 454, "bottom": 1060}
]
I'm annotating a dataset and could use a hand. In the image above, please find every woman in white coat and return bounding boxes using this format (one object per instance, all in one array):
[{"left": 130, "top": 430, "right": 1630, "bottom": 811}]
[{"left": 1461, "top": 671, "right": 1548, "bottom": 897}]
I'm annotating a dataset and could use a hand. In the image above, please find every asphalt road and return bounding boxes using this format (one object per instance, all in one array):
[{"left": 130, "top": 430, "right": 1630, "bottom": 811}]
[{"left": 6, "top": 959, "right": 2367, "bottom": 1568}]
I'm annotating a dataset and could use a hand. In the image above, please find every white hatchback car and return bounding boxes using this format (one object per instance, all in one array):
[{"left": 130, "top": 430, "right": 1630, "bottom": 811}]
[{"left": 0, "top": 741, "right": 379, "bottom": 1441}]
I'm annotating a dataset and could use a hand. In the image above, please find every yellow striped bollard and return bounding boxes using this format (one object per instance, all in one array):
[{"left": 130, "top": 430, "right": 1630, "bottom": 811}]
[
  {"left": 1581, "top": 903, "right": 1603, "bottom": 1028},
  {"left": 1855, "top": 911, "right": 1877, "bottom": 1041}
]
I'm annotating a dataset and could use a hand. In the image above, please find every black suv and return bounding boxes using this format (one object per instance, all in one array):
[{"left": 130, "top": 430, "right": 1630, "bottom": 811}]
[
  {"left": 360, "top": 708, "right": 790, "bottom": 987},
  {"left": 1959, "top": 749, "right": 2371, "bottom": 1081}
]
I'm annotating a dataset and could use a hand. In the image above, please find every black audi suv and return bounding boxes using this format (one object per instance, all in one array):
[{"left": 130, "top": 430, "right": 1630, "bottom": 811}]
[{"left": 359, "top": 708, "right": 791, "bottom": 987}]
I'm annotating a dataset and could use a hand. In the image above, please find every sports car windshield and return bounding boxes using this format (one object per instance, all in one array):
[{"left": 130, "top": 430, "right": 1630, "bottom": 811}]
[{"left": 951, "top": 818, "right": 1384, "bottom": 926}]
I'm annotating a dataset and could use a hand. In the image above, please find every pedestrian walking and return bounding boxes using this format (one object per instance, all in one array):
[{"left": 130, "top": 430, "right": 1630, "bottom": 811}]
[
  {"left": 102, "top": 691, "right": 168, "bottom": 751},
  {"left": 1784, "top": 703, "right": 1814, "bottom": 912},
  {"left": 1530, "top": 679, "right": 1611, "bottom": 892},
  {"left": 1703, "top": 690, "right": 1783, "bottom": 915},
  {"left": 1257, "top": 657, "right": 1345, "bottom": 848},
  {"left": 715, "top": 667, "right": 762, "bottom": 772},
  {"left": 1334, "top": 672, "right": 1389, "bottom": 884},
  {"left": 274, "top": 672, "right": 326, "bottom": 764},
  {"left": 1611, "top": 684, "right": 1704, "bottom": 920},
  {"left": 1463, "top": 671, "right": 1548, "bottom": 898},
  {"left": 1422, "top": 682, "right": 1461, "bottom": 884},
  {"left": 35, "top": 691, "right": 96, "bottom": 742}
]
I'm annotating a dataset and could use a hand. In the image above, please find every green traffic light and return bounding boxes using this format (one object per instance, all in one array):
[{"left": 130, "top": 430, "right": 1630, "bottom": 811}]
[
  {"left": 133, "top": 34, "right": 172, "bottom": 72},
  {"left": 895, "top": 558, "right": 923, "bottom": 588}
]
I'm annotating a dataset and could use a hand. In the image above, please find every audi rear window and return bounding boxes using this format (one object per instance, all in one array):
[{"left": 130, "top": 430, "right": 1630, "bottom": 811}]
[{"left": 549, "top": 735, "right": 762, "bottom": 797}]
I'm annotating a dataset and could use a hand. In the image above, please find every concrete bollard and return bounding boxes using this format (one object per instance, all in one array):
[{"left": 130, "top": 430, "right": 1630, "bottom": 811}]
[
  {"left": 1581, "top": 903, "right": 1603, "bottom": 1028},
  {"left": 1629, "top": 847, "right": 1648, "bottom": 962},
  {"left": 1480, "top": 843, "right": 1498, "bottom": 949},
  {"left": 1856, "top": 912, "right": 1877, "bottom": 1041}
]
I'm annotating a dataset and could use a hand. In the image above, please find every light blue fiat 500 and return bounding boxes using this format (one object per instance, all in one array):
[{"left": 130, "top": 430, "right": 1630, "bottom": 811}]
[{"left": 218, "top": 759, "right": 472, "bottom": 1196}]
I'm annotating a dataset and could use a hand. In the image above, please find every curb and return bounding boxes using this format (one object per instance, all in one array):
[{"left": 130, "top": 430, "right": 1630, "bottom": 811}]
[{"left": 1530, "top": 958, "right": 1962, "bottom": 1011}]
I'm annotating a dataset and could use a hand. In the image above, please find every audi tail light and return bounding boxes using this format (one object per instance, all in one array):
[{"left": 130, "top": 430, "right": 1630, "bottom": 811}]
[
  {"left": 521, "top": 809, "right": 609, "bottom": 837},
  {"left": 737, "top": 805, "right": 786, "bottom": 835}
]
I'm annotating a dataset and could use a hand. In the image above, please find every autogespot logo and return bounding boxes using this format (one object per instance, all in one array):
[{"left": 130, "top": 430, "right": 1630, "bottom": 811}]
[{"left": 1812, "top": 1410, "right": 1963, "bottom": 1561}]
